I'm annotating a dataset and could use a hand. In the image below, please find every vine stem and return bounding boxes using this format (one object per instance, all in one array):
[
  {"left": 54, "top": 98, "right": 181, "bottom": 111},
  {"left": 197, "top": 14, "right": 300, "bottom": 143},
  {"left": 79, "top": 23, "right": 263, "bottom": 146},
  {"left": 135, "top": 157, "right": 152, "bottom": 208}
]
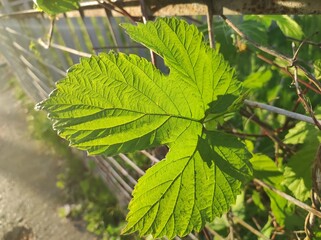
[
  {"left": 244, "top": 99, "right": 321, "bottom": 126},
  {"left": 232, "top": 215, "right": 270, "bottom": 240},
  {"left": 253, "top": 178, "right": 321, "bottom": 219}
]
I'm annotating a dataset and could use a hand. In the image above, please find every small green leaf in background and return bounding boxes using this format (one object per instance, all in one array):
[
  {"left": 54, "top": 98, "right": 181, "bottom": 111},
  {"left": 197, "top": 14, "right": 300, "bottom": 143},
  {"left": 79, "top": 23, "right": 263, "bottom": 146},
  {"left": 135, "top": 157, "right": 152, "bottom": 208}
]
[
  {"left": 272, "top": 15, "right": 304, "bottom": 39},
  {"left": 251, "top": 154, "right": 283, "bottom": 186},
  {"left": 37, "top": 18, "right": 252, "bottom": 238},
  {"left": 282, "top": 121, "right": 321, "bottom": 201},
  {"left": 237, "top": 20, "right": 268, "bottom": 45},
  {"left": 245, "top": 15, "right": 304, "bottom": 39},
  {"left": 314, "top": 59, "right": 321, "bottom": 80},
  {"left": 33, "top": 0, "right": 80, "bottom": 15},
  {"left": 250, "top": 154, "right": 292, "bottom": 226},
  {"left": 243, "top": 67, "right": 272, "bottom": 89}
]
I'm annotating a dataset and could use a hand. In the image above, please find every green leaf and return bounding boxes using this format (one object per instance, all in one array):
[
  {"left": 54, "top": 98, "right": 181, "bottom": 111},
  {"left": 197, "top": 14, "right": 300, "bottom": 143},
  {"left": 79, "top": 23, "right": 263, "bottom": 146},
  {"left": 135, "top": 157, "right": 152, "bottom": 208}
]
[
  {"left": 314, "top": 59, "right": 321, "bottom": 80},
  {"left": 243, "top": 67, "right": 272, "bottom": 89},
  {"left": 250, "top": 154, "right": 291, "bottom": 225},
  {"left": 37, "top": 52, "right": 204, "bottom": 156},
  {"left": 244, "top": 16, "right": 272, "bottom": 29},
  {"left": 37, "top": 18, "right": 252, "bottom": 238},
  {"left": 265, "top": 190, "right": 291, "bottom": 226},
  {"left": 122, "top": 131, "right": 252, "bottom": 238},
  {"left": 260, "top": 218, "right": 273, "bottom": 240},
  {"left": 245, "top": 15, "right": 303, "bottom": 39},
  {"left": 33, "top": 0, "right": 80, "bottom": 15},
  {"left": 121, "top": 18, "right": 241, "bottom": 112},
  {"left": 251, "top": 154, "right": 283, "bottom": 186},
  {"left": 272, "top": 15, "right": 304, "bottom": 39},
  {"left": 237, "top": 20, "right": 268, "bottom": 45},
  {"left": 284, "top": 121, "right": 311, "bottom": 145},
  {"left": 37, "top": 18, "right": 240, "bottom": 156},
  {"left": 283, "top": 122, "right": 321, "bottom": 201}
]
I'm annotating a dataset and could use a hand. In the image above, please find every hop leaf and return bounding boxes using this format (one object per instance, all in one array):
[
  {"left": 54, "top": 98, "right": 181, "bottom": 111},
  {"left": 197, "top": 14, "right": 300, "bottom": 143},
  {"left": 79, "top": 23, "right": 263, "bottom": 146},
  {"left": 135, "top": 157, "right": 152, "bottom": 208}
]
[{"left": 37, "top": 18, "right": 252, "bottom": 238}]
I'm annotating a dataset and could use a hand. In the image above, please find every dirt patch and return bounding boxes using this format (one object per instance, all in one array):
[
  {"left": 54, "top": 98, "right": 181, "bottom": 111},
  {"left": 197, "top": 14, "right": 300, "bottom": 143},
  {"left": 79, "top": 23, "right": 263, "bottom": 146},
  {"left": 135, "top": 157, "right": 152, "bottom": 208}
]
[{"left": 0, "top": 78, "right": 96, "bottom": 239}]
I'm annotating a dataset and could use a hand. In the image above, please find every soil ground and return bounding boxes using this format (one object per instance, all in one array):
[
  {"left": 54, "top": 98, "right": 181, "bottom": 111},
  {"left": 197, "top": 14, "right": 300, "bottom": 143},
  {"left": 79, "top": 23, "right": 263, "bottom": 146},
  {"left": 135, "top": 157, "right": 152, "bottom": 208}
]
[{"left": 0, "top": 75, "right": 96, "bottom": 239}]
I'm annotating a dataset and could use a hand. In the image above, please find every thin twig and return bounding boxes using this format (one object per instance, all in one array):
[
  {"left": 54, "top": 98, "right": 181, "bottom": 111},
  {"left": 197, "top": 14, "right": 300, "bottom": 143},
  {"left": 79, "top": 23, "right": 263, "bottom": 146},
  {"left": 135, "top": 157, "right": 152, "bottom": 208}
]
[
  {"left": 104, "top": 8, "right": 120, "bottom": 52},
  {"left": 0, "top": 9, "right": 42, "bottom": 18},
  {"left": 291, "top": 30, "right": 318, "bottom": 63},
  {"left": 5, "top": 23, "right": 91, "bottom": 58},
  {"left": 244, "top": 99, "right": 321, "bottom": 126},
  {"left": 98, "top": 0, "right": 137, "bottom": 23},
  {"left": 38, "top": 17, "right": 55, "bottom": 49},
  {"left": 254, "top": 178, "right": 321, "bottom": 219},
  {"left": 287, "top": 35, "right": 321, "bottom": 48},
  {"left": 227, "top": 211, "right": 236, "bottom": 240},
  {"left": 240, "top": 108, "right": 293, "bottom": 154},
  {"left": 233, "top": 215, "right": 271, "bottom": 240},
  {"left": 206, "top": 1, "right": 215, "bottom": 49},
  {"left": 205, "top": 224, "right": 225, "bottom": 240},
  {"left": 290, "top": 43, "right": 302, "bottom": 93},
  {"left": 38, "top": 40, "right": 91, "bottom": 57},
  {"left": 95, "top": 0, "right": 124, "bottom": 18},
  {"left": 202, "top": 228, "right": 211, "bottom": 240}
]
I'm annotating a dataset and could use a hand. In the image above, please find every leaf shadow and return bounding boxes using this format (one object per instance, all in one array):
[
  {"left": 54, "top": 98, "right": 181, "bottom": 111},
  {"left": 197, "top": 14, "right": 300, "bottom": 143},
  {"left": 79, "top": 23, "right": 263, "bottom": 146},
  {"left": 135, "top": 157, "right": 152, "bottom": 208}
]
[
  {"left": 206, "top": 94, "right": 239, "bottom": 115},
  {"left": 198, "top": 133, "right": 251, "bottom": 183}
]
